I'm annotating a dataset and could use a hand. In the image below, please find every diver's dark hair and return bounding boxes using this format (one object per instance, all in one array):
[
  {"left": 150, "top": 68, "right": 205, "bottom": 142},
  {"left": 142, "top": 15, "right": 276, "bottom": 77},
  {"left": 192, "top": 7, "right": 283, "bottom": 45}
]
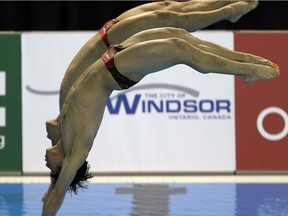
[{"left": 50, "top": 161, "right": 93, "bottom": 194}]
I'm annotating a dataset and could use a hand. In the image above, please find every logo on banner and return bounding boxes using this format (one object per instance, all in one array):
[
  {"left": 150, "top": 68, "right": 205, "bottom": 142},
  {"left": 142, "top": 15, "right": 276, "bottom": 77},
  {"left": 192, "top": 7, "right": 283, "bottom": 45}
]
[
  {"left": 257, "top": 107, "right": 288, "bottom": 141},
  {"left": 0, "top": 135, "right": 5, "bottom": 150},
  {"left": 0, "top": 71, "right": 6, "bottom": 150},
  {"left": 25, "top": 82, "right": 232, "bottom": 121},
  {"left": 234, "top": 32, "right": 288, "bottom": 171},
  {"left": 107, "top": 83, "right": 232, "bottom": 121},
  {"left": 0, "top": 71, "right": 6, "bottom": 128},
  {"left": 0, "top": 71, "right": 5, "bottom": 96}
]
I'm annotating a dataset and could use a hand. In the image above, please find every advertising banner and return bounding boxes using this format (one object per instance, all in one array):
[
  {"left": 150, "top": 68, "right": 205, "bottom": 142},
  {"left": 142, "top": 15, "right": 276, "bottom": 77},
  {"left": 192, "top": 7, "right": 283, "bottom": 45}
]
[
  {"left": 235, "top": 32, "right": 288, "bottom": 171},
  {"left": 22, "top": 31, "right": 235, "bottom": 173},
  {"left": 0, "top": 34, "right": 22, "bottom": 173}
]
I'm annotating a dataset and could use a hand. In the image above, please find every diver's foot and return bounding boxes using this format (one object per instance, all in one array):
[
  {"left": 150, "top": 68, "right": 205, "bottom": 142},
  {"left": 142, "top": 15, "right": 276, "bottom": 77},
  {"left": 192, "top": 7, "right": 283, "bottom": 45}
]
[
  {"left": 243, "top": 63, "right": 280, "bottom": 83},
  {"left": 227, "top": 0, "right": 258, "bottom": 23}
]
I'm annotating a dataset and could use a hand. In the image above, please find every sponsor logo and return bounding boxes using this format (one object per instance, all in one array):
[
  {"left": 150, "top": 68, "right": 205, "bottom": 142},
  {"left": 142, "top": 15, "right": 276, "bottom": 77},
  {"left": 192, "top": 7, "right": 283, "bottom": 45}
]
[
  {"left": 257, "top": 107, "right": 288, "bottom": 141},
  {"left": 25, "top": 83, "right": 233, "bottom": 121},
  {"left": 0, "top": 135, "right": 5, "bottom": 150},
  {"left": 0, "top": 71, "right": 6, "bottom": 150},
  {"left": 107, "top": 84, "right": 232, "bottom": 121},
  {"left": 0, "top": 71, "right": 5, "bottom": 96},
  {"left": 26, "top": 85, "right": 59, "bottom": 95},
  {"left": 0, "top": 107, "right": 5, "bottom": 128}
]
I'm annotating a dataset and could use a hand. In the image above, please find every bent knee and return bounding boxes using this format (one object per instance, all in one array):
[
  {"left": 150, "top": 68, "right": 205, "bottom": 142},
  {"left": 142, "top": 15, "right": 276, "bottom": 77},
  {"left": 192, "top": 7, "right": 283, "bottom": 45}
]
[{"left": 164, "top": 37, "right": 191, "bottom": 62}]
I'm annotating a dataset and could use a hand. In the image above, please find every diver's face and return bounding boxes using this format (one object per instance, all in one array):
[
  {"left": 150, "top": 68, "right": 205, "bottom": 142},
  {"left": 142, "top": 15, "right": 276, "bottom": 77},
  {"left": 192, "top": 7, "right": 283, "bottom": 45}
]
[{"left": 45, "top": 146, "right": 64, "bottom": 173}]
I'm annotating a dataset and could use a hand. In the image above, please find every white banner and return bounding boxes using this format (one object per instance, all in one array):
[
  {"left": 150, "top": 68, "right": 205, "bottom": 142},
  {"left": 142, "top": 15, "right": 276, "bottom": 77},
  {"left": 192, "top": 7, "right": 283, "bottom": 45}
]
[{"left": 22, "top": 31, "right": 235, "bottom": 173}]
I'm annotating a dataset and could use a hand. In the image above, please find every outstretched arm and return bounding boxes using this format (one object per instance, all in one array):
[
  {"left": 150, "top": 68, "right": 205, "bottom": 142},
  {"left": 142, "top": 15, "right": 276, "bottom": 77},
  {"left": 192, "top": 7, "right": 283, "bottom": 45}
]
[{"left": 42, "top": 150, "right": 88, "bottom": 216}]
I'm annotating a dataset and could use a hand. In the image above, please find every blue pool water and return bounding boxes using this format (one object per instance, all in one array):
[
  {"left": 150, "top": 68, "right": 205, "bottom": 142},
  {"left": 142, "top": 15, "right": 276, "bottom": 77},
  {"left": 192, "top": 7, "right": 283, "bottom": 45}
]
[{"left": 1, "top": 183, "right": 288, "bottom": 216}]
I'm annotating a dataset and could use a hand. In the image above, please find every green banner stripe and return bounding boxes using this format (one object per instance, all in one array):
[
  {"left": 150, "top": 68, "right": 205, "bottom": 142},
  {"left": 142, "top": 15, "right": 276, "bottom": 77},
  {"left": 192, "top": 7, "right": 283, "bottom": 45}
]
[{"left": 0, "top": 34, "right": 22, "bottom": 173}]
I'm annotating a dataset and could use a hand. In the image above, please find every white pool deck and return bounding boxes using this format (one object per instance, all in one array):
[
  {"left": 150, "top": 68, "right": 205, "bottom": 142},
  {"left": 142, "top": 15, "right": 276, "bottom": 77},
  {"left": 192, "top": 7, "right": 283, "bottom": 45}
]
[{"left": 1, "top": 175, "right": 288, "bottom": 184}]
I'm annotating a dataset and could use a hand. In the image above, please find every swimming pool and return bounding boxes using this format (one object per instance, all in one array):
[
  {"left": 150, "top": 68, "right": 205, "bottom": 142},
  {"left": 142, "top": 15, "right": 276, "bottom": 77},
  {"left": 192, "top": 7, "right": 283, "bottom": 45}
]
[{"left": 1, "top": 180, "right": 288, "bottom": 216}]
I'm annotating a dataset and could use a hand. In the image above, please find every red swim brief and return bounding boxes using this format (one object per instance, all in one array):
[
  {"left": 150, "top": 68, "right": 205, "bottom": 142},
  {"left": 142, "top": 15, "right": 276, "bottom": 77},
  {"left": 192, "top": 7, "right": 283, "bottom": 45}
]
[
  {"left": 99, "top": 19, "right": 118, "bottom": 47},
  {"left": 102, "top": 45, "right": 137, "bottom": 89}
]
